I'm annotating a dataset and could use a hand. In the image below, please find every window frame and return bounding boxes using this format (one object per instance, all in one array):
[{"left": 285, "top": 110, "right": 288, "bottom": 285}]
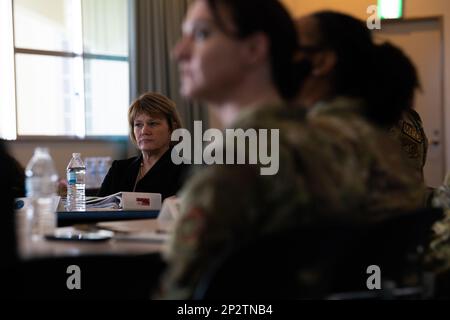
[{"left": 9, "top": 0, "right": 134, "bottom": 141}]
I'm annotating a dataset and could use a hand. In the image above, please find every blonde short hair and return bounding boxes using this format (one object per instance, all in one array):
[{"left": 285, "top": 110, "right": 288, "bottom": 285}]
[{"left": 128, "top": 92, "right": 183, "bottom": 147}]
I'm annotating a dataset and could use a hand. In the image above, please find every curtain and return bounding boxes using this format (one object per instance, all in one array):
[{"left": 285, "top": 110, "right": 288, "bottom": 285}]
[{"left": 131, "top": 0, "right": 208, "bottom": 134}]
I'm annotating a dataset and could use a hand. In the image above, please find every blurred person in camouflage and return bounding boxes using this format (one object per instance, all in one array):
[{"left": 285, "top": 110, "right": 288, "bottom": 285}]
[
  {"left": 158, "top": 3, "right": 425, "bottom": 299},
  {"left": 376, "top": 44, "right": 430, "bottom": 203},
  {"left": 158, "top": 0, "right": 306, "bottom": 298},
  {"left": 295, "top": 11, "right": 428, "bottom": 203},
  {"left": 377, "top": 45, "right": 428, "bottom": 183}
]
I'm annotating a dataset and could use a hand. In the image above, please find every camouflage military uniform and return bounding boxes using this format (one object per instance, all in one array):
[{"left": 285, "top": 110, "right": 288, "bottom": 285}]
[
  {"left": 388, "top": 109, "right": 428, "bottom": 183},
  {"left": 428, "top": 209, "right": 450, "bottom": 268},
  {"left": 307, "top": 98, "right": 425, "bottom": 217},
  {"left": 159, "top": 97, "right": 426, "bottom": 299}
]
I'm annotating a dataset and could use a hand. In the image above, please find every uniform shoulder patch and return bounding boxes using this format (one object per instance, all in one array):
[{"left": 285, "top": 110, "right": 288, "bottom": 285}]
[{"left": 402, "top": 121, "right": 423, "bottom": 143}]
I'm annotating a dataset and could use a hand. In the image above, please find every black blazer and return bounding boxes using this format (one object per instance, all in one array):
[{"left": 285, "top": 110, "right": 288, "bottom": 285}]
[{"left": 98, "top": 148, "right": 189, "bottom": 200}]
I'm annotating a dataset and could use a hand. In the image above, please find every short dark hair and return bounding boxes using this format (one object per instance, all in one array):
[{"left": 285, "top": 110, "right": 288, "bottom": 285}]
[
  {"left": 312, "top": 11, "right": 420, "bottom": 126},
  {"left": 372, "top": 42, "right": 420, "bottom": 117},
  {"left": 205, "top": 0, "right": 299, "bottom": 100},
  {"left": 312, "top": 11, "right": 374, "bottom": 105}
]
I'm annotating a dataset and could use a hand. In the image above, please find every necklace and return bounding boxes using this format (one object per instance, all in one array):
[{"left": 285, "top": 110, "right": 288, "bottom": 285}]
[{"left": 132, "top": 161, "right": 144, "bottom": 192}]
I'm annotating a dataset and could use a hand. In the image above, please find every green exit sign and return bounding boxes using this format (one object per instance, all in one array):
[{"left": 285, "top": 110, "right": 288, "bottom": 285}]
[{"left": 378, "top": 0, "right": 403, "bottom": 19}]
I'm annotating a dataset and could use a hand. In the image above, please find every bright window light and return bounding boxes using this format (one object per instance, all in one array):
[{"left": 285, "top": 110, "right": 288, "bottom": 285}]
[
  {"left": 0, "top": 0, "right": 17, "bottom": 140},
  {"left": 378, "top": 0, "right": 403, "bottom": 19},
  {"left": 6, "top": 0, "right": 130, "bottom": 139}
]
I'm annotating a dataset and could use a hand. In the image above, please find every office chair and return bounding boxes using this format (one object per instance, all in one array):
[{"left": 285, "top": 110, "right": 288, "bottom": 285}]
[
  {"left": 328, "top": 207, "right": 443, "bottom": 299},
  {"left": 192, "top": 207, "right": 443, "bottom": 300},
  {"left": 192, "top": 223, "right": 365, "bottom": 300}
]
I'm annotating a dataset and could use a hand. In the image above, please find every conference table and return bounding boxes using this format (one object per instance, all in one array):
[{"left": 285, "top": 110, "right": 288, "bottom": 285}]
[
  {"left": 18, "top": 218, "right": 166, "bottom": 260},
  {"left": 15, "top": 211, "right": 168, "bottom": 299}
]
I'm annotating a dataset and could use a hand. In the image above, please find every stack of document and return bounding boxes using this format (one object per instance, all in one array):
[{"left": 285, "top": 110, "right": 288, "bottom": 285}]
[
  {"left": 86, "top": 192, "right": 122, "bottom": 209},
  {"left": 85, "top": 192, "right": 162, "bottom": 211}
]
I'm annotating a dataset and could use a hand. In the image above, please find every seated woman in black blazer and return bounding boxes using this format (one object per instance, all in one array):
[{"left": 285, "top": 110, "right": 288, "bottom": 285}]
[{"left": 98, "top": 92, "right": 188, "bottom": 200}]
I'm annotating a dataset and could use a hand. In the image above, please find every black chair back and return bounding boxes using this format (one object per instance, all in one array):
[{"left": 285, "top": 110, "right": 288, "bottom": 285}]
[{"left": 193, "top": 208, "right": 443, "bottom": 300}]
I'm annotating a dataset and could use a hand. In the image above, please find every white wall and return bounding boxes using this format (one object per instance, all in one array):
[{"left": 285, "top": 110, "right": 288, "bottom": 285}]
[{"left": 282, "top": 0, "right": 450, "bottom": 174}]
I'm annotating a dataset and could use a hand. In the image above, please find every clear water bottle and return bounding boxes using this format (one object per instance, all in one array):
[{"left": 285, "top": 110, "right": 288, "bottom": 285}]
[
  {"left": 25, "top": 147, "right": 58, "bottom": 236},
  {"left": 66, "top": 153, "right": 86, "bottom": 211}
]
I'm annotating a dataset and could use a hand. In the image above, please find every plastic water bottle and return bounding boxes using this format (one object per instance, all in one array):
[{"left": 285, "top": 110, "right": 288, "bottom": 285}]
[
  {"left": 25, "top": 147, "right": 58, "bottom": 236},
  {"left": 66, "top": 153, "right": 86, "bottom": 211}
]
